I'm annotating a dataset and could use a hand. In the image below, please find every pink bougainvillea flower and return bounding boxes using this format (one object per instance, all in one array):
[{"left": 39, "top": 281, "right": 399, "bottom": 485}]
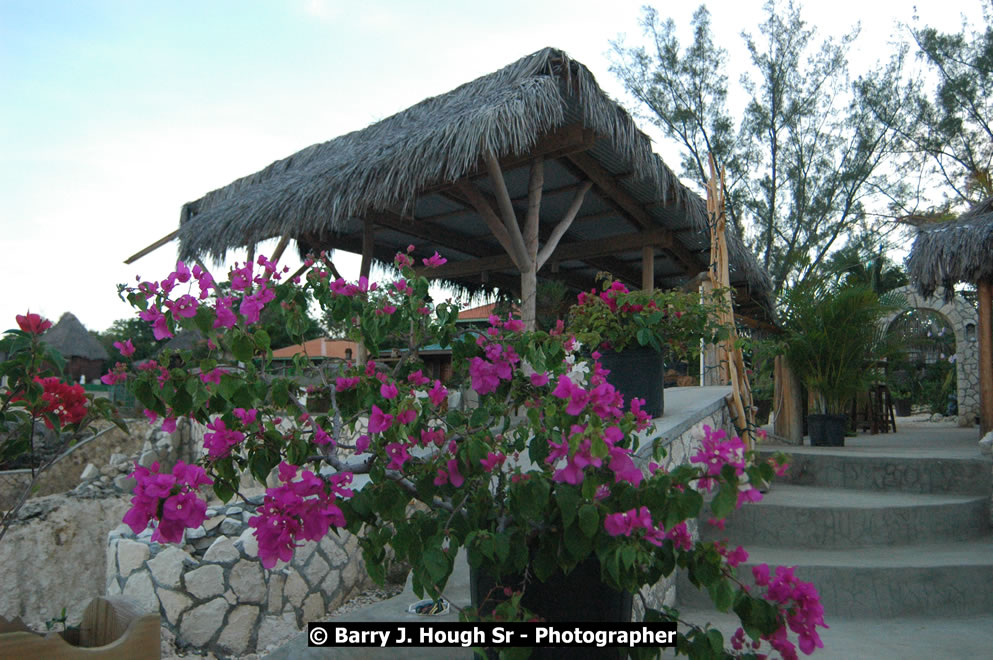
[
  {"left": 396, "top": 408, "right": 416, "bottom": 425},
  {"left": 355, "top": 434, "right": 371, "bottom": 453},
  {"left": 529, "top": 372, "right": 549, "bottom": 387},
  {"left": 368, "top": 405, "right": 394, "bottom": 434},
  {"left": 199, "top": 367, "right": 228, "bottom": 385},
  {"left": 213, "top": 297, "right": 237, "bottom": 329},
  {"left": 170, "top": 294, "right": 199, "bottom": 319},
  {"left": 385, "top": 442, "right": 411, "bottom": 471},
  {"left": 422, "top": 251, "right": 447, "bottom": 268},
  {"left": 335, "top": 376, "right": 359, "bottom": 392},
  {"left": 380, "top": 382, "right": 399, "bottom": 399},
  {"left": 202, "top": 418, "right": 245, "bottom": 459},
  {"left": 427, "top": 380, "right": 448, "bottom": 407},
  {"left": 16, "top": 312, "right": 53, "bottom": 334},
  {"left": 161, "top": 416, "right": 177, "bottom": 433},
  {"left": 151, "top": 314, "right": 173, "bottom": 341},
  {"left": 407, "top": 370, "right": 430, "bottom": 386},
  {"left": 480, "top": 452, "right": 506, "bottom": 472},
  {"left": 608, "top": 446, "right": 643, "bottom": 487},
  {"left": 113, "top": 339, "right": 136, "bottom": 357}
]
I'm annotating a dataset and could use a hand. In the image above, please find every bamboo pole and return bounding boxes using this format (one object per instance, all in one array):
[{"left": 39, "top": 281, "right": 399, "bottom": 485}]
[
  {"left": 979, "top": 279, "right": 993, "bottom": 434},
  {"left": 706, "top": 153, "right": 755, "bottom": 448}
]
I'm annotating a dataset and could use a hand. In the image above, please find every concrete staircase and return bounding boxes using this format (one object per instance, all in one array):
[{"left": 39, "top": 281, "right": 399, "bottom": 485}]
[{"left": 679, "top": 444, "right": 993, "bottom": 617}]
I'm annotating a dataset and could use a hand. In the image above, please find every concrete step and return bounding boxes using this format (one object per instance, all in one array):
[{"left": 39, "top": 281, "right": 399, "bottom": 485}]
[
  {"left": 703, "top": 485, "right": 991, "bottom": 548},
  {"left": 758, "top": 447, "right": 992, "bottom": 495},
  {"left": 678, "top": 537, "right": 993, "bottom": 618}
]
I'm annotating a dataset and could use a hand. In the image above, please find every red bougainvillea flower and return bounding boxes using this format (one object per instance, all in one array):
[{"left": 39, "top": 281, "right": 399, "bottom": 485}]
[{"left": 16, "top": 312, "right": 52, "bottom": 334}]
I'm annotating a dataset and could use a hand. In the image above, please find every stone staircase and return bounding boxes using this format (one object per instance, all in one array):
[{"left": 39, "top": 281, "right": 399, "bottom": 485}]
[{"left": 679, "top": 444, "right": 993, "bottom": 617}]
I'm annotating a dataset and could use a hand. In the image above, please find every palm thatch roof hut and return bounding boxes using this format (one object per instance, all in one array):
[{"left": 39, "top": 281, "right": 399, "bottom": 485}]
[
  {"left": 41, "top": 312, "right": 109, "bottom": 383},
  {"left": 134, "top": 47, "right": 773, "bottom": 330},
  {"left": 907, "top": 196, "right": 993, "bottom": 433}
]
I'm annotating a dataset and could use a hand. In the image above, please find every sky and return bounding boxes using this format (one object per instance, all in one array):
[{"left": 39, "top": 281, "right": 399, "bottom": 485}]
[{"left": 1, "top": 0, "right": 987, "bottom": 336}]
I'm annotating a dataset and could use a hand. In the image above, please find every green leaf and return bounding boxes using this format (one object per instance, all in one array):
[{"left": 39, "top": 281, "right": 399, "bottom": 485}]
[
  {"left": 577, "top": 504, "right": 598, "bottom": 538},
  {"left": 254, "top": 328, "right": 271, "bottom": 352},
  {"left": 706, "top": 628, "right": 723, "bottom": 653},
  {"left": 232, "top": 333, "right": 254, "bottom": 362},
  {"left": 422, "top": 548, "right": 450, "bottom": 587},
  {"left": 711, "top": 484, "right": 737, "bottom": 520},
  {"left": 555, "top": 485, "right": 580, "bottom": 527}
]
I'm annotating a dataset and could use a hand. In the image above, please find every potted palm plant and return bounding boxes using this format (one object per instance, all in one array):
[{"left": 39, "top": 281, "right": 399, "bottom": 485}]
[{"left": 780, "top": 283, "right": 897, "bottom": 446}]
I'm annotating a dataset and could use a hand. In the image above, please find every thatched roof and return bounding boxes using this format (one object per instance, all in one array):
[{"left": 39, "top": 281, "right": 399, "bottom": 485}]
[
  {"left": 178, "top": 47, "right": 774, "bottom": 319},
  {"left": 907, "top": 196, "right": 993, "bottom": 298},
  {"left": 41, "top": 312, "right": 109, "bottom": 361}
]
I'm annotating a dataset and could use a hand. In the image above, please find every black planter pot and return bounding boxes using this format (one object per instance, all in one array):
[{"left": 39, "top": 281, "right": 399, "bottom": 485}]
[
  {"left": 893, "top": 398, "right": 912, "bottom": 417},
  {"left": 807, "top": 413, "right": 847, "bottom": 446},
  {"left": 598, "top": 347, "right": 665, "bottom": 418},
  {"left": 471, "top": 555, "right": 633, "bottom": 659}
]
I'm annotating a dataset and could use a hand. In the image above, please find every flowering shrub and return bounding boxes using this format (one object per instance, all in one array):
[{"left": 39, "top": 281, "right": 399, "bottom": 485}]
[
  {"left": 110, "top": 249, "right": 824, "bottom": 659},
  {"left": 0, "top": 313, "right": 123, "bottom": 543},
  {"left": 567, "top": 276, "right": 724, "bottom": 357}
]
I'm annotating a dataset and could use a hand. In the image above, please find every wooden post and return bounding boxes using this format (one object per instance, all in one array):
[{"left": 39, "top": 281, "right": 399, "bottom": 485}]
[
  {"left": 642, "top": 246, "right": 654, "bottom": 292},
  {"left": 357, "top": 219, "right": 375, "bottom": 366},
  {"left": 979, "top": 279, "right": 993, "bottom": 434},
  {"left": 774, "top": 354, "right": 804, "bottom": 445}
]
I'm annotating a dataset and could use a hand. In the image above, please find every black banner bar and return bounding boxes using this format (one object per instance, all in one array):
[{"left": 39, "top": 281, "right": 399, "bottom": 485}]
[{"left": 307, "top": 622, "right": 678, "bottom": 648}]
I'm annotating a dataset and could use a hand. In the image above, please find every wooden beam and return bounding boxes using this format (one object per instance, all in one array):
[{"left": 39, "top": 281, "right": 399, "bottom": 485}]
[
  {"left": 563, "top": 151, "right": 703, "bottom": 275},
  {"left": 485, "top": 152, "right": 532, "bottom": 271},
  {"left": 420, "top": 228, "right": 676, "bottom": 280},
  {"left": 642, "top": 246, "right": 655, "bottom": 292},
  {"left": 979, "top": 279, "right": 993, "bottom": 434},
  {"left": 537, "top": 181, "right": 593, "bottom": 270},
  {"left": 453, "top": 180, "right": 525, "bottom": 270},
  {"left": 270, "top": 235, "right": 291, "bottom": 264},
  {"left": 125, "top": 230, "right": 178, "bottom": 264},
  {"left": 360, "top": 219, "right": 374, "bottom": 278}
]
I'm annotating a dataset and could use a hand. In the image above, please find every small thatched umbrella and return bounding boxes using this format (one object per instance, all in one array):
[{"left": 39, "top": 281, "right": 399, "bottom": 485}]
[
  {"left": 907, "top": 196, "right": 993, "bottom": 433},
  {"left": 41, "top": 312, "right": 109, "bottom": 384}
]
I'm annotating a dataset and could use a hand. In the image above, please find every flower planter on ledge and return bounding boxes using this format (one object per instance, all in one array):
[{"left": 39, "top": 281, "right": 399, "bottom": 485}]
[{"left": 598, "top": 347, "right": 665, "bottom": 418}]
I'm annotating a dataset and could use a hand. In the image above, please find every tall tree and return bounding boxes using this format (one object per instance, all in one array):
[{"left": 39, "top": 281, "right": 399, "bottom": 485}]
[
  {"left": 611, "top": 1, "right": 914, "bottom": 296},
  {"left": 906, "top": 5, "right": 993, "bottom": 208}
]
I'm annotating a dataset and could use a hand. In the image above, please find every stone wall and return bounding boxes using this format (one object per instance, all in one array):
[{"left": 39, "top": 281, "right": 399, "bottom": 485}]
[
  {"left": 632, "top": 401, "right": 734, "bottom": 620},
  {"left": 105, "top": 499, "right": 375, "bottom": 656}
]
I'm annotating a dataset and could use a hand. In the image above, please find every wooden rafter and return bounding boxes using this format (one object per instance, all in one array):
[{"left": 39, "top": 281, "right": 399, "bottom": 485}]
[
  {"left": 124, "top": 230, "right": 178, "bottom": 264},
  {"left": 420, "top": 228, "right": 677, "bottom": 280},
  {"left": 563, "top": 151, "right": 703, "bottom": 276}
]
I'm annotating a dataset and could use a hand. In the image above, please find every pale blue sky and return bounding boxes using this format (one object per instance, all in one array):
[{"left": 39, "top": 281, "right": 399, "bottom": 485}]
[{"left": 0, "top": 0, "right": 984, "bottom": 334}]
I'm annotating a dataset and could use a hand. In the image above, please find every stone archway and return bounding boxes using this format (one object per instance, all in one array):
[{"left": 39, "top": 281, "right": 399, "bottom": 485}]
[{"left": 881, "top": 286, "right": 979, "bottom": 426}]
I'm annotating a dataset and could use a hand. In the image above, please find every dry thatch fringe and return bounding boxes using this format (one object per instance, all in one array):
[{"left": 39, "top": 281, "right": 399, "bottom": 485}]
[
  {"left": 41, "top": 312, "right": 109, "bottom": 361},
  {"left": 907, "top": 195, "right": 993, "bottom": 299},
  {"left": 177, "top": 47, "right": 772, "bottom": 311}
]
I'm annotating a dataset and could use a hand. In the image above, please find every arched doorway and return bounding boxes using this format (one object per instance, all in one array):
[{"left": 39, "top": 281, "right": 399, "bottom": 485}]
[{"left": 881, "top": 286, "right": 979, "bottom": 426}]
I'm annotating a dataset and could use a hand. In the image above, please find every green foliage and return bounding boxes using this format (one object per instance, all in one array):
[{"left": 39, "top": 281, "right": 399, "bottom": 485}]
[
  {"left": 566, "top": 276, "right": 724, "bottom": 359},
  {"left": 904, "top": 7, "right": 993, "bottom": 206},
  {"left": 780, "top": 282, "right": 900, "bottom": 414},
  {"left": 611, "top": 2, "right": 915, "bottom": 296}
]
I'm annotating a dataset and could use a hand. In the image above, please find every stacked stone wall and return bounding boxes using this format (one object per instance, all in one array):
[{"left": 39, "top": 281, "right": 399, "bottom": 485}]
[
  {"left": 105, "top": 499, "right": 375, "bottom": 655},
  {"left": 632, "top": 403, "right": 734, "bottom": 620}
]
